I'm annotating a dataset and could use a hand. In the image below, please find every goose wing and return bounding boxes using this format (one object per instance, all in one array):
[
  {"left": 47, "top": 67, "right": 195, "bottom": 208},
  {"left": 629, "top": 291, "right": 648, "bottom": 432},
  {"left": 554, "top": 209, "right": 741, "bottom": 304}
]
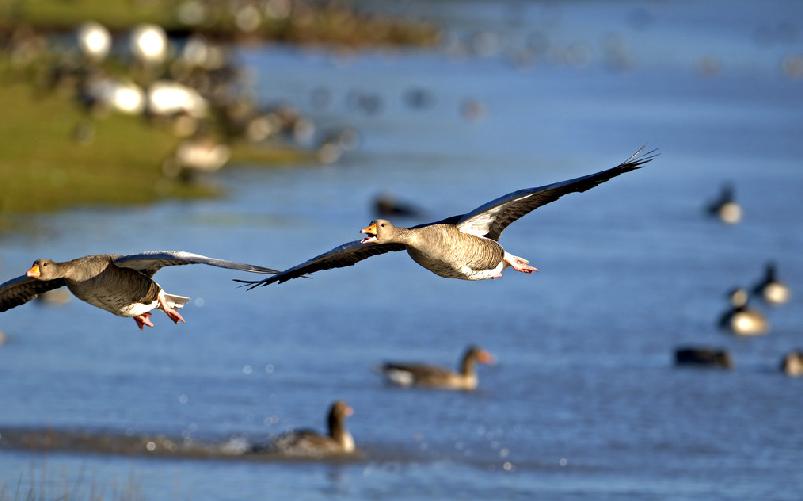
[
  {"left": 236, "top": 241, "right": 406, "bottom": 288},
  {"left": 448, "top": 148, "right": 657, "bottom": 241},
  {"left": 382, "top": 362, "right": 451, "bottom": 380},
  {"left": 112, "top": 251, "right": 277, "bottom": 277},
  {"left": 0, "top": 275, "right": 68, "bottom": 312}
]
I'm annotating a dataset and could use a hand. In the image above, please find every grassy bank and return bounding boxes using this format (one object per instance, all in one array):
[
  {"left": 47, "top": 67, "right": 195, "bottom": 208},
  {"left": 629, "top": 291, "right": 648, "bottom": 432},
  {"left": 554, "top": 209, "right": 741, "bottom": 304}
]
[
  {"left": 0, "top": 0, "right": 440, "bottom": 48},
  {"left": 0, "top": 80, "right": 310, "bottom": 217}
]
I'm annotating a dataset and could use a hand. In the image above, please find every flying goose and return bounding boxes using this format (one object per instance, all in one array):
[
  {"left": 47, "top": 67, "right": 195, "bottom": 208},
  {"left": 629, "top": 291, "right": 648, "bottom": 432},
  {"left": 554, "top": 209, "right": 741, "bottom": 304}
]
[
  {"left": 0, "top": 251, "right": 276, "bottom": 329},
  {"left": 238, "top": 148, "right": 656, "bottom": 287},
  {"left": 263, "top": 401, "right": 356, "bottom": 457},
  {"left": 718, "top": 288, "right": 768, "bottom": 336},
  {"left": 381, "top": 345, "right": 495, "bottom": 390},
  {"left": 751, "top": 262, "right": 790, "bottom": 306}
]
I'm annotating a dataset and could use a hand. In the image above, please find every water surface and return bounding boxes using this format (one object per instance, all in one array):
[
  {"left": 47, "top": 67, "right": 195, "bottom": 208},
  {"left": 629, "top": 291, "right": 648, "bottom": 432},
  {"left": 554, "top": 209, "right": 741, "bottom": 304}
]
[{"left": 1, "top": 1, "right": 803, "bottom": 499}]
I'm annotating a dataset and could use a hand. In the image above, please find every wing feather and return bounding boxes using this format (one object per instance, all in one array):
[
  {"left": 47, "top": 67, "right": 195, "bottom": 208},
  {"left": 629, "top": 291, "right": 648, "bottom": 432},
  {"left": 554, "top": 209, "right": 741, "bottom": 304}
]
[
  {"left": 0, "top": 275, "right": 68, "bottom": 312},
  {"left": 236, "top": 241, "right": 405, "bottom": 288},
  {"left": 454, "top": 148, "right": 658, "bottom": 240},
  {"left": 112, "top": 251, "right": 277, "bottom": 277}
]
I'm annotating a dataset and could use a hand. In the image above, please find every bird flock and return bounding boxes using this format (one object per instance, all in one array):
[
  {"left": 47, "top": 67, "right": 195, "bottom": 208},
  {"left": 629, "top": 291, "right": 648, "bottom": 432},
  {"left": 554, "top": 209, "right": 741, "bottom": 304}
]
[
  {"left": 1, "top": 148, "right": 659, "bottom": 457},
  {"left": 677, "top": 185, "right": 796, "bottom": 375}
]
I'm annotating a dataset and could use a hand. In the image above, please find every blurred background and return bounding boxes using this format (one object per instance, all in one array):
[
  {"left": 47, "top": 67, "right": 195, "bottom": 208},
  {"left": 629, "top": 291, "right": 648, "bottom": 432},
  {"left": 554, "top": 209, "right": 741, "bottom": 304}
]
[{"left": 1, "top": 0, "right": 802, "bottom": 499}]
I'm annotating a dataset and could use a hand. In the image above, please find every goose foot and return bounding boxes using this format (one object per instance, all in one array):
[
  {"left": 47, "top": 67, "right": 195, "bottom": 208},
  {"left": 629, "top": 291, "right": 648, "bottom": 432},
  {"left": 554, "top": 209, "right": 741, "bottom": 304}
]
[
  {"left": 165, "top": 308, "right": 185, "bottom": 324},
  {"left": 134, "top": 312, "right": 154, "bottom": 330},
  {"left": 158, "top": 296, "right": 186, "bottom": 325},
  {"left": 504, "top": 253, "right": 538, "bottom": 274}
]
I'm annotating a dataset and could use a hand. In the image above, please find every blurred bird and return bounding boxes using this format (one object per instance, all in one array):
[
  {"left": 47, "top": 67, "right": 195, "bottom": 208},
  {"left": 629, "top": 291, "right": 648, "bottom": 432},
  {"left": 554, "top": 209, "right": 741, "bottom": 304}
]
[
  {"left": 403, "top": 87, "right": 434, "bottom": 110},
  {"left": 750, "top": 262, "right": 790, "bottom": 306},
  {"left": 258, "top": 401, "right": 356, "bottom": 457},
  {"left": 706, "top": 183, "right": 742, "bottom": 224},
  {"left": 372, "top": 193, "right": 424, "bottom": 218},
  {"left": 380, "top": 345, "right": 495, "bottom": 390},
  {"left": 674, "top": 346, "right": 732, "bottom": 369},
  {"left": 780, "top": 351, "right": 803, "bottom": 376},
  {"left": 238, "top": 148, "right": 656, "bottom": 287},
  {"left": 164, "top": 136, "right": 231, "bottom": 181},
  {"left": 0, "top": 252, "right": 276, "bottom": 330},
  {"left": 719, "top": 288, "right": 768, "bottom": 336}
]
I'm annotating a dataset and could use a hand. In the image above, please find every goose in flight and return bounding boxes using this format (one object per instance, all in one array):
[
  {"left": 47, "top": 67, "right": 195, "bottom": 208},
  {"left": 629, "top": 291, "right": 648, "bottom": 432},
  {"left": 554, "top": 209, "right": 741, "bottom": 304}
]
[
  {"left": 239, "top": 148, "right": 657, "bottom": 287},
  {"left": 0, "top": 251, "right": 276, "bottom": 329}
]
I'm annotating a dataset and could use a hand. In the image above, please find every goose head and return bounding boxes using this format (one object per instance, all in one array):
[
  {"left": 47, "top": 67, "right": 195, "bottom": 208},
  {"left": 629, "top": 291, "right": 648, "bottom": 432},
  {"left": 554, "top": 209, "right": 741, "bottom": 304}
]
[
  {"left": 361, "top": 219, "right": 399, "bottom": 244},
  {"left": 727, "top": 288, "right": 748, "bottom": 308},
  {"left": 460, "top": 345, "right": 496, "bottom": 376},
  {"left": 26, "top": 259, "right": 61, "bottom": 281}
]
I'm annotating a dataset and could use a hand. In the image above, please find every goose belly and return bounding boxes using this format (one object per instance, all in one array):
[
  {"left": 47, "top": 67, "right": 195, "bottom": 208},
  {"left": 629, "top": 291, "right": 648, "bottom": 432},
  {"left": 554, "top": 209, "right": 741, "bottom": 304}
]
[
  {"left": 730, "top": 312, "right": 767, "bottom": 335},
  {"left": 406, "top": 236, "right": 504, "bottom": 280},
  {"left": 68, "top": 274, "right": 161, "bottom": 317},
  {"left": 764, "top": 283, "right": 790, "bottom": 305}
]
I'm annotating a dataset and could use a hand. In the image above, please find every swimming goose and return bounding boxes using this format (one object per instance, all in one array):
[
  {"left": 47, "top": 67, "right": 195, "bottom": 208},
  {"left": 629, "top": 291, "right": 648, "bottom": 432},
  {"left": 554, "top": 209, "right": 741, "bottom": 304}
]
[
  {"left": 238, "top": 148, "right": 656, "bottom": 287},
  {"left": 780, "top": 351, "right": 803, "bottom": 377},
  {"left": 0, "top": 251, "right": 276, "bottom": 329},
  {"left": 751, "top": 262, "right": 790, "bottom": 306},
  {"left": 267, "top": 401, "right": 356, "bottom": 457},
  {"left": 718, "top": 288, "right": 768, "bottom": 336},
  {"left": 381, "top": 345, "right": 495, "bottom": 390},
  {"left": 706, "top": 183, "right": 742, "bottom": 224}
]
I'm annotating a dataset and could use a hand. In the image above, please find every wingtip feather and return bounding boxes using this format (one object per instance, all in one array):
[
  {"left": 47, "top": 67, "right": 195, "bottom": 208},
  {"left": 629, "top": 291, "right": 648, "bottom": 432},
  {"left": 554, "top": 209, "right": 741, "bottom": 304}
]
[{"left": 624, "top": 145, "right": 660, "bottom": 167}]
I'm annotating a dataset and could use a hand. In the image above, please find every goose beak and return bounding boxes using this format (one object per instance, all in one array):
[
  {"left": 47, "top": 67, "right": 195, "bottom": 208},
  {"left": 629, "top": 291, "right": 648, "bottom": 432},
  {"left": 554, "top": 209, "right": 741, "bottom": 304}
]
[
  {"left": 26, "top": 264, "right": 41, "bottom": 279},
  {"left": 361, "top": 222, "right": 378, "bottom": 244},
  {"left": 345, "top": 406, "right": 354, "bottom": 417},
  {"left": 478, "top": 350, "right": 495, "bottom": 365}
]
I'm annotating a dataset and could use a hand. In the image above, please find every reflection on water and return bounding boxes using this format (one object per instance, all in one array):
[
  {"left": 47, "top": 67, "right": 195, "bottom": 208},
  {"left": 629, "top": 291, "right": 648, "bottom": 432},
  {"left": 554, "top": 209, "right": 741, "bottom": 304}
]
[{"left": 2, "top": 0, "right": 803, "bottom": 499}]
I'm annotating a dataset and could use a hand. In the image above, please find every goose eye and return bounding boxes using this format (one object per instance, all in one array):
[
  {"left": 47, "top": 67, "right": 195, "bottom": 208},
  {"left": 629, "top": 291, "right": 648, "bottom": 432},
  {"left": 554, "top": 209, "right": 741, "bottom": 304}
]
[
  {"left": 42, "top": 263, "right": 48, "bottom": 267},
  {"left": 380, "top": 223, "right": 385, "bottom": 228}
]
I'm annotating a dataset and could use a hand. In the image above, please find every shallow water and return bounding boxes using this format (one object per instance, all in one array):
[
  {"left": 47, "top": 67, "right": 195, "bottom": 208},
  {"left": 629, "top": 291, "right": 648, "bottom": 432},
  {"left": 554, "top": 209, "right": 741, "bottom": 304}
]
[{"left": 2, "top": 0, "right": 803, "bottom": 499}]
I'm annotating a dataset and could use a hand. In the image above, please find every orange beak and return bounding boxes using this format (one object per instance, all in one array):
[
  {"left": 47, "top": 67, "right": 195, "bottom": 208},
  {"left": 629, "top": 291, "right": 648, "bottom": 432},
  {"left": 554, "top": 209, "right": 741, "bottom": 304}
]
[
  {"left": 26, "top": 264, "right": 41, "bottom": 279},
  {"left": 361, "top": 222, "right": 378, "bottom": 235},
  {"left": 345, "top": 406, "right": 354, "bottom": 417},
  {"left": 478, "top": 350, "right": 496, "bottom": 365}
]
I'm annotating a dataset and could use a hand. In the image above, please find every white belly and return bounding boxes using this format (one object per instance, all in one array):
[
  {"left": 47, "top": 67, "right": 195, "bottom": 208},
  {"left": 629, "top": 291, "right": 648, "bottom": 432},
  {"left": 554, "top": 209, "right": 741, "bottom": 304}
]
[
  {"left": 119, "top": 300, "right": 159, "bottom": 317},
  {"left": 340, "top": 432, "right": 355, "bottom": 453},
  {"left": 461, "top": 261, "right": 505, "bottom": 280}
]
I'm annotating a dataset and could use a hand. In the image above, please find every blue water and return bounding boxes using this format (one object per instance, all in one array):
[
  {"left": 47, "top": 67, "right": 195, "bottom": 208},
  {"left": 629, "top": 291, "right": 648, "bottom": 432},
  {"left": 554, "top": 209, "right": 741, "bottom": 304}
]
[{"left": 2, "top": 0, "right": 803, "bottom": 499}]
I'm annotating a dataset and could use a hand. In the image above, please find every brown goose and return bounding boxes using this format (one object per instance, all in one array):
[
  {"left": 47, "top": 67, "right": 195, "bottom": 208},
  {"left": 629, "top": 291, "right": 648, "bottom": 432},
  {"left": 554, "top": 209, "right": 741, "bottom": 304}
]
[
  {"left": 0, "top": 251, "right": 276, "bottom": 329},
  {"left": 268, "top": 401, "right": 356, "bottom": 457},
  {"left": 238, "top": 148, "right": 656, "bottom": 287},
  {"left": 718, "top": 288, "right": 768, "bottom": 336},
  {"left": 381, "top": 345, "right": 495, "bottom": 390}
]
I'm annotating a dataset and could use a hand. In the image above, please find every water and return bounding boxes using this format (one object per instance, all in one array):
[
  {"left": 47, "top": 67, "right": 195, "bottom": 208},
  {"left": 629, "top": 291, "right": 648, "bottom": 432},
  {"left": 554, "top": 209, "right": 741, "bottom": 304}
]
[{"left": 2, "top": 0, "right": 803, "bottom": 499}]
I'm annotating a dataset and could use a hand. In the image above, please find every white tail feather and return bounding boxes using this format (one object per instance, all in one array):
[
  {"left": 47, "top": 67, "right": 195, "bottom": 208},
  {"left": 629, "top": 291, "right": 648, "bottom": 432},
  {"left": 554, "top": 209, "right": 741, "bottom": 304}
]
[{"left": 163, "top": 293, "right": 190, "bottom": 309}]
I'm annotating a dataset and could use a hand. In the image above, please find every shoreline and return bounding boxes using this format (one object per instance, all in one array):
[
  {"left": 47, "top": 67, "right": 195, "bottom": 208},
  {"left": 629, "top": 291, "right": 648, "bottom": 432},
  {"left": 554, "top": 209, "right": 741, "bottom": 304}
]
[{"left": 0, "top": 1, "right": 440, "bottom": 49}]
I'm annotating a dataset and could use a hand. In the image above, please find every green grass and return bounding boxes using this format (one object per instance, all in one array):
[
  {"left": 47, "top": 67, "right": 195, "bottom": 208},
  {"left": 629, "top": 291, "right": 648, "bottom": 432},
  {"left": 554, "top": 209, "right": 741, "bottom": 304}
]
[
  {"left": 0, "top": 81, "right": 215, "bottom": 214},
  {"left": 0, "top": 69, "right": 312, "bottom": 217}
]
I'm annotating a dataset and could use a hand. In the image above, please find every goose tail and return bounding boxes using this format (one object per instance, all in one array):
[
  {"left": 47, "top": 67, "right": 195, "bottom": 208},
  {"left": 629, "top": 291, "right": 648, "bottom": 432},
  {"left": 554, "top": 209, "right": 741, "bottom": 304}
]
[{"left": 163, "top": 292, "right": 190, "bottom": 309}]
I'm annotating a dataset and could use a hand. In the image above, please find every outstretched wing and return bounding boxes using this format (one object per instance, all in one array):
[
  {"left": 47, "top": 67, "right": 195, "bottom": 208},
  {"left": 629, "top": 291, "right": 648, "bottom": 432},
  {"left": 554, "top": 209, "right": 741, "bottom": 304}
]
[
  {"left": 112, "top": 251, "right": 277, "bottom": 277},
  {"left": 0, "top": 275, "right": 67, "bottom": 312},
  {"left": 450, "top": 148, "right": 658, "bottom": 241},
  {"left": 236, "top": 241, "right": 405, "bottom": 288}
]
